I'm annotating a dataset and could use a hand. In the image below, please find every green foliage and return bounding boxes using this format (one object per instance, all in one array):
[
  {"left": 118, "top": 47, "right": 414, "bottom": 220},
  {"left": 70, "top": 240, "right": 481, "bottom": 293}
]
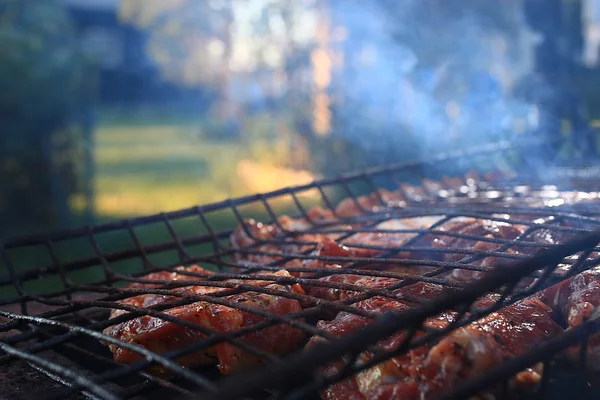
[
  {"left": 0, "top": 2, "right": 96, "bottom": 134},
  {"left": 118, "top": 0, "right": 231, "bottom": 88},
  {"left": 0, "top": 1, "right": 98, "bottom": 235}
]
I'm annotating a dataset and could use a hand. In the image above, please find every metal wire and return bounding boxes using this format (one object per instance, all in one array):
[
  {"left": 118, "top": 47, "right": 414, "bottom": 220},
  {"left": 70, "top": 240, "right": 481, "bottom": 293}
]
[{"left": 1, "top": 140, "right": 600, "bottom": 399}]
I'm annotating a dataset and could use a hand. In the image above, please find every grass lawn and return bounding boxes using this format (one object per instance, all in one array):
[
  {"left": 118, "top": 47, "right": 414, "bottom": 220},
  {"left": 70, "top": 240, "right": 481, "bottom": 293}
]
[
  {"left": 1, "top": 111, "right": 324, "bottom": 299},
  {"left": 93, "top": 110, "right": 319, "bottom": 216},
  {"left": 95, "top": 111, "right": 233, "bottom": 215}
]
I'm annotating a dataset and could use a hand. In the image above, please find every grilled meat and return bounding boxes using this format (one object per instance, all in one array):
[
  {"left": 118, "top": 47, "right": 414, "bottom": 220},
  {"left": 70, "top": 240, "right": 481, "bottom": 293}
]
[
  {"left": 417, "top": 296, "right": 561, "bottom": 398},
  {"left": 218, "top": 175, "right": 600, "bottom": 396},
  {"left": 102, "top": 265, "right": 305, "bottom": 375},
  {"left": 230, "top": 213, "right": 558, "bottom": 288},
  {"left": 304, "top": 272, "right": 447, "bottom": 303},
  {"left": 307, "top": 293, "right": 458, "bottom": 400},
  {"left": 227, "top": 176, "right": 471, "bottom": 271},
  {"left": 310, "top": 295, "right": 562, "bottom": 400},
  {"left": 536, "top": 270, "right": 600, "bottom": 327},
  {"left": 437, "top": 218, "right": 531, "bottom": 282},
  {"left": 230, "top": 214, "right": 450, "bottom": 276},
  {"left": 334, "top": 189, "right": 408, "bottom": 217},
  {"left": 298, "top": 216, "right": 456, "bottom": 277},
  {"left": 229, "top": 210, "right": 354, "bottom": 268},
  {"left": 228, "top": 172, "right": 597, "bottom": 285},
  {"left": 537, "top": 269, "right": 600, "bottom": 379}
]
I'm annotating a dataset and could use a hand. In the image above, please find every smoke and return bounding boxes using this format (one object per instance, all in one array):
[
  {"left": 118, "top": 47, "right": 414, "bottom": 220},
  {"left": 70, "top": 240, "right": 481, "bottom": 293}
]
[{"left": 329, "top": 0, "right": 543, "bottom": 168}]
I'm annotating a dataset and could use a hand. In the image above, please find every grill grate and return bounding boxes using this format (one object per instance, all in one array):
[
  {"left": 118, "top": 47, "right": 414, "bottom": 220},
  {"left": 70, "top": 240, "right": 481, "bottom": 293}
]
[{"left": 2, "top": 140, "right": 600, "bottom": 399}]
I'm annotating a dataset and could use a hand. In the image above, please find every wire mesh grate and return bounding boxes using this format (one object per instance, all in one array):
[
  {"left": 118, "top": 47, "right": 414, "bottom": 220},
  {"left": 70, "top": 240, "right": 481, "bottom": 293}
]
[{"left": 2, "top": 141, "right": 600, "bottom": 399}]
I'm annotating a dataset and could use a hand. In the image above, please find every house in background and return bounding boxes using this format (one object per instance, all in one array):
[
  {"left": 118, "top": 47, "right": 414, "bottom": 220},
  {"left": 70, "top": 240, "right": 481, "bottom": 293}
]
[{"left": 60, "top": 0, "right": 215, "bottom": 110}]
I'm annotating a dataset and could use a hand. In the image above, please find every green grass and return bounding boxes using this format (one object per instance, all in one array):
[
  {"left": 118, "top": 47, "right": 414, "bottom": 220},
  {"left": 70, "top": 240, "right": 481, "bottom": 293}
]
[
  {"left": 93, "top": 115, "right": 244, "bottom": 215},
  {"left": 1, "top": 111, "right": 322, "bottom": 300},
  {"left": 1, "top": 206, "right": 299, "bottom": 300}
]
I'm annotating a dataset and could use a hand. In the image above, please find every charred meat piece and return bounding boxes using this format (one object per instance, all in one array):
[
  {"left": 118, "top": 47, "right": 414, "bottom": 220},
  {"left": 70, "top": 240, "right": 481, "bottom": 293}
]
[
  {"left": 230, "top": 212, "right": 552, "bottom": 282},
  {"left": 300, "top": 216, "right": 480, "bottom": 276},
  {"left": 561, "top": 270, "right": 600, "bottom": 328},
  {"left": 334, "top": 189, "right": 407, "bottom": 217},
  {"left": 228, "top": 184, "right": 446, "bottom": 271},
  {"left": 537, "top": 269, "right": 600, "bottom": 379},
  {"left": 309, "top": 295, "right": 562, "bottom": 400},
  {"left": 307, "top": 296, "right": 458, "bottom": 400},
  {"left": 230, "top": 214, "right": 455, "bottom": 276},
  {"left": 229, "top": 210, "right": 355, "bottom": 269},
  {"left": 341, "top": 216, "right": 456, "bottom": 259},
  {"left": 303, "top": 271, "right": 447, "bottom": 303},
  {"left": 298, "top": 216, "right": 451, "bottom": 277},
  {"left": 416, "top": 297, "right": 561, "bottom": 399},
  {"left": 437, "top": 218, "right": 530, "bottom": 282},
  {"left": 102, "top": 265, "right": 305, "bottom": 375},
  {"left": 309, "top": 216, "right": 538, "bottom": 279},
  {"left": 228, "top": 171, "right": 599, "bottom": 272},
  {"left": 439, "top": 216, "right": 589, "bottom": 283},
  {"left": 538, "top": 268, "right": 600, "bottom": 329},
  {"left": 302, "top": 267, "right": 454, "bottom": 321}
]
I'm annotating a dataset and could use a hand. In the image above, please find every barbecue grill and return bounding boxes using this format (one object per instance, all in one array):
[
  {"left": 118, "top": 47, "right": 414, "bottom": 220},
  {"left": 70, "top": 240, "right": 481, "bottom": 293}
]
[{"left": 2, "top": 137, "right": 600, "bottom": 400}]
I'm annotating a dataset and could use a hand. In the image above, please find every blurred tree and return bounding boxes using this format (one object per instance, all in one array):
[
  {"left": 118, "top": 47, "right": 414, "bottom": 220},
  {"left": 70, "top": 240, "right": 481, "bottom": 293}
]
[
  {"left": 119, "top": 0, "right": 234, "bottom": 120},
  {"left": 0, "top": 1, "right": 97, "bottom": 236}
]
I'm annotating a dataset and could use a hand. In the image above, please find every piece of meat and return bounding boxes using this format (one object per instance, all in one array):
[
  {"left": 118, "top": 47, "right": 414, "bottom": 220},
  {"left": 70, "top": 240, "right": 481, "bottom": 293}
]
[
  {"left": 102, "top": 265, "right": 305, "bottom": 375},
  {"left": 230, "top": 212, "right": 561, "bottom": 284},
  {"left": 426, "top": 218, "right": 528, "bottom": 282},
  {"left": 310, "top": 294, "right": 563, "bottom": 400},
  {"left": 230, "top": 214, "right": 459, "bottom": 277},
  {"left": 335, "top": 189, "right": 407, "bottom": 217},
  {"left": 229, "top": 209, "right": 355, "bottom": 269},
  {"left": 537, "top": 269, "right": 600, "bottom": 380},
  {"left": 303, "top": 271, "right": 447, "bottom": 304},
  {"left": 417, "top": 297, "right": 561, "bottom": 399},
  {"left": 307, "top": 295, "right": 457, "bottom": 400},
  {"left": 229, "top": 174, "right": 599, "bottom": 277},
  {"left": 227, "top": 178, "right": 467, "bottom": 272},
  {"left": 300, "top": 216, "right": 477, "bottom": 277},
  {"left": 304, "top": 215, "right": 562, "bottom": 282},
  {"left": 439, "top": 216, "right": 592, "bottom": 284},
  {"left": 341, "top": 216, "right": 452, "bottom": 257},
  {"left": 561, "top": 270, "right": 600, "bottom": 328}
]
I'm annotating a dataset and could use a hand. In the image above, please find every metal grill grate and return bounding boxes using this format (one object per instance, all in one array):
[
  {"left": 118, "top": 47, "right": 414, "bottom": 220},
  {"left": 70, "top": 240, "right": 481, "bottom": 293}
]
[{"left": 2, "top": 140, "right": 600, "bottom": 400}]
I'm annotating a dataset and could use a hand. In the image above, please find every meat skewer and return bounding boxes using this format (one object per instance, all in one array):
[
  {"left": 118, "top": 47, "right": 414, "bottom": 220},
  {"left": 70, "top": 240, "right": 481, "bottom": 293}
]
[{"left": 102, "top": 265, "right": 306, "bottom": 375}]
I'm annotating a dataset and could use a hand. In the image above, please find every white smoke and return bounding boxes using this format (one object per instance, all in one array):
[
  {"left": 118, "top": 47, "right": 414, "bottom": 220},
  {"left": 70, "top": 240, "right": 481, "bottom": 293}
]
[{"left": 329, "top": 0, "right": 542, "bottom": 162}]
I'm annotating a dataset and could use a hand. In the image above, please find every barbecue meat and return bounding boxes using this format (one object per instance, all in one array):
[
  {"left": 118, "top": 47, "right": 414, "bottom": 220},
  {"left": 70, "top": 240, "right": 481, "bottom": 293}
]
[
  {"left": 228, "top": 170, "right": 598, "bottom": 272},
  {"left": 229, "top": 210, "right": 354, "bottom": 268},
  {"left": 297, "top": 216, "right": 450, "bottom": 277},
  {"left": 228, "top": 175, "right": 595, "bottom": 280},
  {"left": 309, "top": 295, "right": 563, "bottom": 400},
  {"left": 340, "top": 216, "right": 458, "bottom": 260},
  {"left": 231, "top": 215, "right": 479, "bottom": 277},
  {"left": 307, "top": 295, "right": 457, "bottom": 400},
  {"left": 230, "top": 209, "right": 558, "bottom": 282},
  {"left": 417, "top": 297, "right": 561, "bottom": 398},
  {"left": 102, "top": 265, "right": 305, "bottom": 375},
  {"left": 537, "top": 269, "right": 600, "bottom": 379},
  {"left": 436, "top": 216, "right": 589, "bottom": 283},
  {"left": 227, "top": 183, "right": 450, "bottom": 272},
  {"left": 335, "top": 189, "right": 407, "bottom": 217},
  {"left": 230, "top": 214, "right": 452, "bottom": 277},
  {"left": 303, "top": 271, "right": 447, "bottom": 303}
]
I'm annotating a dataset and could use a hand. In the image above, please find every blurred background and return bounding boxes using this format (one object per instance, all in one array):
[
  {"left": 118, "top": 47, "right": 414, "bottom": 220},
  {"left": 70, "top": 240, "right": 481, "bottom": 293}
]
[{"left": 2, "top": 0, "right": 600, "bottom": 239}]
